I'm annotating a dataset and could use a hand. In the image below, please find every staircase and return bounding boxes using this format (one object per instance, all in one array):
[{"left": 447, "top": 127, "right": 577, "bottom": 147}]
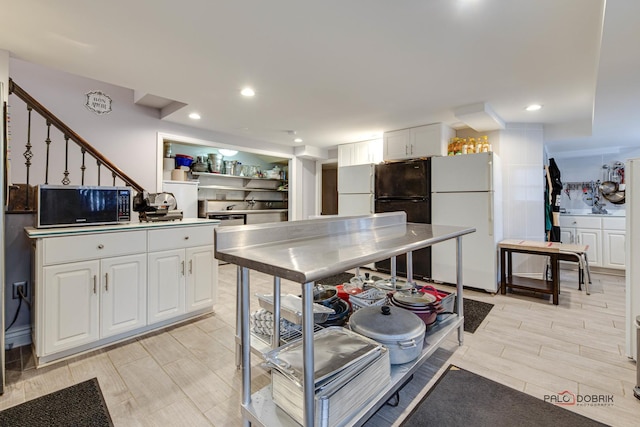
[{"left": 5, "top": 78, "right": 145, "bottom": 212}]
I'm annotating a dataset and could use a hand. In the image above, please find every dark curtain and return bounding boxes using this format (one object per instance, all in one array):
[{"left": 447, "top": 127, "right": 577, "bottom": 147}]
[{"left": 546, "top": 158, "right": 562, "bottom": 242}]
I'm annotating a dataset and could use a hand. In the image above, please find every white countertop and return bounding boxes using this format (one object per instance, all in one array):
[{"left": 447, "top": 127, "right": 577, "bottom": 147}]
[
  {"left": 206, "top": 209, "right": 288, "bottom": 214},
  {"left": 560, "top": 209, "right": 625, "bottom": 217},
  {"left": 25, "top": 218, "right": 220, "bottom": 238}
]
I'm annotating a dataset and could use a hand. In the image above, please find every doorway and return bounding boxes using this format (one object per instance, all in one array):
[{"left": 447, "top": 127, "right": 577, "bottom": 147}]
[{"left": 321, "top": 163, "right": 338, "bottom": 215}]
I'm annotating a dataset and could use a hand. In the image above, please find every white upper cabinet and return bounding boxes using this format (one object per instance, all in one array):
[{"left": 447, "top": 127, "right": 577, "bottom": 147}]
[
  {"left": 337, "top": 139, "right": 383, "bottom": 167},
  {"left": 383, "top": 123, "right": 454, "bottom": 161}
]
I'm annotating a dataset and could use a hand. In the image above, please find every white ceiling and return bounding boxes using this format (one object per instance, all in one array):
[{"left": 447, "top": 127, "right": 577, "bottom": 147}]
[{"left": 1, "top": 0, "right": 638, "bottom": 157}]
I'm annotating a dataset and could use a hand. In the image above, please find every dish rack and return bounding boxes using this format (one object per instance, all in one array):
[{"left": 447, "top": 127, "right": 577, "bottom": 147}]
[{"left": 349, "top": 288, "right": 388, "bottom": 312}]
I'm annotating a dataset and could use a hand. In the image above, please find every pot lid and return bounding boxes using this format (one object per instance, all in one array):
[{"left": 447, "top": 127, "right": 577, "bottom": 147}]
[
  {"left": 374, "top": 278, "right": 413, "bottom": 291},
  {"left": 392, "top": 289, "right": 437, "bottom": 306},
  {"left": 349, "top": 305, "right": 425, "bottom": 342}
]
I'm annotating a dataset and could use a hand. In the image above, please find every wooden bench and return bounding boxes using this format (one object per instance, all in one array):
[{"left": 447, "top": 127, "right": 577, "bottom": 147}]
[{"left": 498, "top": 240, "right": 591, "bottom": 305}]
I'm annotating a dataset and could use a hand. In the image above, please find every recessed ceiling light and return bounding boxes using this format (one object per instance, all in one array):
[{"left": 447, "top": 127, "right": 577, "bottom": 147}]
[
  {"left": 525, "top": 104, "right": 542, "bottom": 112},
  {"left": 241, "top": 87, "right": 255, "bottom": 97},
  {"left": 188, "top": 112, "right": 201, "bottom": 120},
  {"left": 294, "top": 138, "right": 303, "bottom": 143}
]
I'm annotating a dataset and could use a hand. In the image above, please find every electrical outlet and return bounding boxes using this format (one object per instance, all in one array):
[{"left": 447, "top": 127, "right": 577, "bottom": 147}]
[{"left": 13, "top": 281, "right": 27, "bottom": 299}]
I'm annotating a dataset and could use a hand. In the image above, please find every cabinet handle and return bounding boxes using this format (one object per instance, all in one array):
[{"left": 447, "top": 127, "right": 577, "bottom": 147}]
[
  {"left": 189, "top": 260, "right": 193, "bottom": 274},
  {"left": 184, "top": 236, "right": 189, "bottom": 240},
  {"left": 98, "top": 244, "right": 104, "bottom": 249},
  {"left": 105, "top": 273, "right": 109, "bottom": 291},
  {"left": 405, "top": 145, "right": 408, "bottom": 155},
  {"left": 181, "top": 261, "right": 185, "bottom": 276},
  {"left": 93, "top": 275, "right": 97, "bottom": 294},
  {"left": 410, "top": 144, "right": 414, "bottom": 155}
]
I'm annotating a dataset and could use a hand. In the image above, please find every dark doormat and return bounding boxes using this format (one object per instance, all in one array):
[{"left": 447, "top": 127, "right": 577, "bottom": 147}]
[
  {"left": 0, "top": 378, "right": 114, "bottom": 427},
  {"left": 315, "top": 273, "right": 493, "bottom": 333},
  {"left": 457, "top": 298, "right": 493, "bottom": 333},
  {"left": 401, "top": 365, "right": 609, "bottom": 427}
]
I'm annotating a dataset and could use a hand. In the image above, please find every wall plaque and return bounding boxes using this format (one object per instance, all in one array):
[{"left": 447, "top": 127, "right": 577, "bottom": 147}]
[{"left": 85, "top": 90, "right": 112, "bottom": 115}]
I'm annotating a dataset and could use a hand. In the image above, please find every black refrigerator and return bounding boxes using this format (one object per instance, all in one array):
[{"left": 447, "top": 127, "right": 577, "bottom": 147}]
[{"left": 374, "top": 159, "right": 431, "bottom": 280}]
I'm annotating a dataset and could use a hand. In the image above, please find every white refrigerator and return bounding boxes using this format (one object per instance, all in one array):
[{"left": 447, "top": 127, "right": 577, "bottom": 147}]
[
  {"left": 626, "top": 158, "right": 638, "bottom": 359},
  {"left": 162, "top": 180, "right": 199, "bottom": 219},
  {"left": 338, "top": 164, "right": 375, "bottom": 216},
  {"left": 431, "top": 152, "right": 503, "bottom": 293}
]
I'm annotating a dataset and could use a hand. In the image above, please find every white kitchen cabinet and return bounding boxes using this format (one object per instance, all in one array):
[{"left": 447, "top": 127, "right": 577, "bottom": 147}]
[
  {"left": 602, "top": 217, "right": 626, "bottom": 269},
  {"left": 559, "top": 214, "right": 626, "bottom": 269},
  {"left": 101, "top": 254, "right": 147, "bottom": 338},
  {"left": 147, "top": 225, "right": 217, "bottom": 324},
  {"left": 575, "top": 228, "right": 602, "bottom": 267},
  {"left": 337, "top": 139, "right": 383, "bottom": 166},
  {"left": 28, "top": 220, "right": 218, "bottom": 366},
  {"left": 186, "top": 246, "right": 217, "bottom": 312},
  {"left": 43, "top": 261, "right": 100, "bottom": 355},
  {"left": 383, "top": 123, "right": 454, "bottom": 161},
  {"left": 147, "top": 249, "right": 186, "bottom": 324}
]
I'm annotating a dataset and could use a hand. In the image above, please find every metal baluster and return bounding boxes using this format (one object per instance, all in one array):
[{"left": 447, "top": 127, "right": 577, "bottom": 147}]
[
  {"left": 23, "top": 106, "right": 33, "bottom": 208},
  {"left": 112, "top": 171, "right": 116, "bottom": 186},
  {"left": 80, "top": 148, "right": 86, "bottom": 185},
  {"left": 62, "top": 135, "right": 70, "bottom": 185},
  {"left": 97, "top": 159, "right": 102, "bottom": 186},
  {"left": 44, "top": 121, "right": 51, "bottom": 184}
]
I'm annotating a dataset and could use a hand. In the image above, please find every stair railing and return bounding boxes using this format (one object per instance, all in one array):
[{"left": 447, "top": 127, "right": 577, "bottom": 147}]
[{"left": 7, "top": 78, "right": 145, "bottom": 210}]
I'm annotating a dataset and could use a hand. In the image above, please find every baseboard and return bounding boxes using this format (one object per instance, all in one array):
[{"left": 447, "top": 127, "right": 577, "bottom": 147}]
[{"left": 5, "top": 325, "right": 32, "bottom": 350}]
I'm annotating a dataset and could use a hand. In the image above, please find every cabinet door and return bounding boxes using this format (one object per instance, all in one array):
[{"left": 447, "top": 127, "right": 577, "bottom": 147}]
[
  {"left": 148, "top": 249, "right": 186, "bottom": 324},
  {"left": 410, "top": 124, "right": 449, "bottom": 157},
  {"left": 43, "top": 261, "right": 99, "bottom": 355},
  {"left": 383, "top": 129, "right": 410, "bottom": 161},
  {"left": 186, "top": 245, "right": 217, "bottom": 312},
  {"left": 559, "top": 228, "right": 574, "bottom": 244},
  {"left": 101, "top": 254, "right": 147, "bottom": 338},
  {"left": 603, "top": 230, "right": 625, "bottom": 269},
  {"left": 337, "top": 144, "right": 354, "bottom": 167},
  {"left": 353, "top": 141, "right": 371, "bottom": 165},
  {"left": 576, "top": 228, "right": 602, "bottom": 267}
]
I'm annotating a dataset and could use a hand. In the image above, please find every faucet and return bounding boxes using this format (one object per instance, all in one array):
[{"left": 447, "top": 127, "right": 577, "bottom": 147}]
[
  {"left": 591, "top": 196, "right": 607, "bottom": 215},
  {"left": 246, "top": 197, "right": 256, "bottom": 208}
]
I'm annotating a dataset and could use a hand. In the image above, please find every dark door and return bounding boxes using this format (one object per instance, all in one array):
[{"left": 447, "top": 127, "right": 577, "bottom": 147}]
[
  {"left": 375, "top": 159, "right": 430, "bottom": 199},
  {"left": 321, "top": 164, "right": 338, "bottom": 215},
  {"left": 374, "top": 199, "right": 431, "bottom": 279}
]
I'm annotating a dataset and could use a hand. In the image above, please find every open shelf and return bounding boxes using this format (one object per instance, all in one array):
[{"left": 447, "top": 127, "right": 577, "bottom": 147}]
[{"left": 241, "top": 315, "right": 463, "bottom": 427}]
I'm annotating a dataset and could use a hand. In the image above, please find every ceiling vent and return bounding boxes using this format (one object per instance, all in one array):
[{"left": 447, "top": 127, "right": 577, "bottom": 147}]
[{"left": 453, "top": 102, "right": 505, "bottom": 132}]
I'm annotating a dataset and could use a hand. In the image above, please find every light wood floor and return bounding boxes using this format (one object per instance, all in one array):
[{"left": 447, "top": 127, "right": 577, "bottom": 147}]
[{"left": 1, "top": 263, "right": 639, "bottom": 426}]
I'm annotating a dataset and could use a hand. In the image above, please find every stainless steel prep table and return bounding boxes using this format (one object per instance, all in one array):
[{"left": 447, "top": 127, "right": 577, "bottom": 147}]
[{"left": 214, "top": 212, "right": 475, "bottom": 427}]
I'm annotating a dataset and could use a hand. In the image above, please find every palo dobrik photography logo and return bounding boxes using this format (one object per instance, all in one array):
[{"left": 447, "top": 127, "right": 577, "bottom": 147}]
[
  {"left": 544, "top": 391, "right": 614, "bottom": 407},
  {"left": 544, "top": 390, "right": 576, "bottom": 406}
]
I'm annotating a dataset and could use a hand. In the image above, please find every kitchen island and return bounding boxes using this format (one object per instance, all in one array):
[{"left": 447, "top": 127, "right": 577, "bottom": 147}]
[
  {"left": 214, "top": 212, "right": 475, "bottom": 426},
  {"left": 26, "top": 218, "right": 220, "bottom": 366}
]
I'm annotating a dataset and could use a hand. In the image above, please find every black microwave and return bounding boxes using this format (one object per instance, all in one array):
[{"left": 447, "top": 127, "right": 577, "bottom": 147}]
[{"left": 37, "top": 185, "right": 132, "bottom": 228}]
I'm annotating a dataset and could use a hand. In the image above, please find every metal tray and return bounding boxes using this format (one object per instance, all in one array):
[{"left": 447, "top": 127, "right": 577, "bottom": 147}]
[{"left": 256, "top": 293, "right": 335, "bottom": 324}]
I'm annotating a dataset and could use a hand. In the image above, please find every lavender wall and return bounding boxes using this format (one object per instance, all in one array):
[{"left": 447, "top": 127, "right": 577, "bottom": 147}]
[{"left": 8, "top": 58, "right": 294, "bottom": 192}]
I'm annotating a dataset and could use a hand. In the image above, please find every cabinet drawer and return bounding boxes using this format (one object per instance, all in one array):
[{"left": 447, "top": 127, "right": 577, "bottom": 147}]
[
  {"left": 43, "top": 230, "right": 147, "bottom": 265},
  {"left": 148, "top": 225, "right": 214, "bottom": 252},
  {"left": 559, "top": 216, "right": 601, "bottom": 229},
  {"left": 602, "top": 217, "right": 625, "bottom": 231}
]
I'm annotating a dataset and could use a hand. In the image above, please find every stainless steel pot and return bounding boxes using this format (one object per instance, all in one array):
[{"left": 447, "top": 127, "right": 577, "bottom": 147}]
[
  {"left": 603, "top": 190, "right": 625, "bottom": 204},
  {"left": 208, "top": 153, "right": 224, "bottom": 173},
  {"left": 349, "top": 305, "right": 425, "bottom": 364}
]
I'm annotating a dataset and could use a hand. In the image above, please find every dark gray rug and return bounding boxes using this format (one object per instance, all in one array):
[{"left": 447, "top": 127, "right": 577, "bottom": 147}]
[
  {"left": 401, "top": 365, "right": 609, "bottom": 427},
  {"left": 316, "top": 273, "right": 493, "bottom": 333},
  {"left": 0, "top": 378, "right": 113, "bottom": 426}
]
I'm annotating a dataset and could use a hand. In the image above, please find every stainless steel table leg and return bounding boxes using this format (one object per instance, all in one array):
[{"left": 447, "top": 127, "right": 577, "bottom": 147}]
[
  {"left": 456, "top": 236, "right": 464, "bottom": 345},
  {"left": 235, "top": 265, "right": 242, "bottom": 369},
  {"left": 406, "top": 251, "right": 414, "bottom": 285},
  {"left": 241, "top": 267, "right": 251, "bottom": 427},
  {"left": 273, "top": 277, "right": 281, "bottom": 349},
  {"left": 583, "top": 253, "right": 592, "bottom": 295},
  {"left": 302, "top": 281, "right": 315, "bottom": 426}
]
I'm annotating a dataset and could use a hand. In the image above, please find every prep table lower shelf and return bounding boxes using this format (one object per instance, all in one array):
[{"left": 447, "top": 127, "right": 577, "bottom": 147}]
[{"left": 241, "top": 314, "right": 463, "bottom": 427}]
